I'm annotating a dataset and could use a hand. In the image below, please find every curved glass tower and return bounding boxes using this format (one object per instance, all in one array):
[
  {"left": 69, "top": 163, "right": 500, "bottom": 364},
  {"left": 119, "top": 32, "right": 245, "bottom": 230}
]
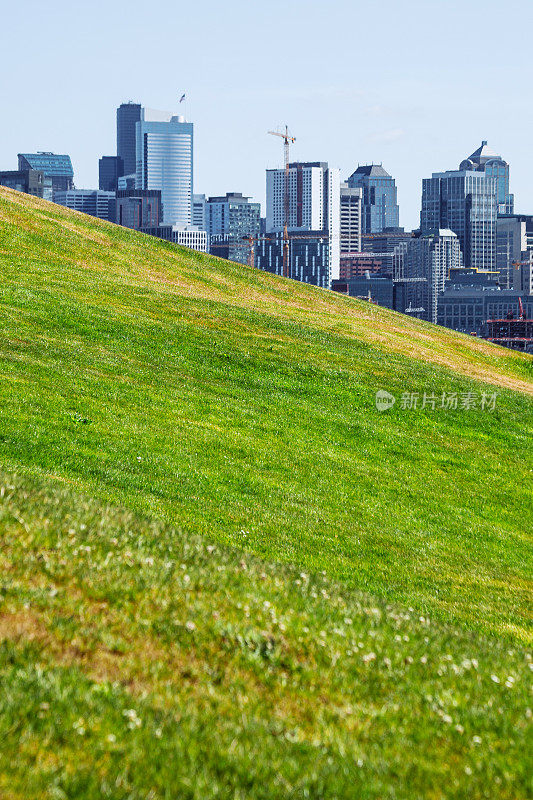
[{"left": 135, "top": 110, "right": 193, "bottom": 226}]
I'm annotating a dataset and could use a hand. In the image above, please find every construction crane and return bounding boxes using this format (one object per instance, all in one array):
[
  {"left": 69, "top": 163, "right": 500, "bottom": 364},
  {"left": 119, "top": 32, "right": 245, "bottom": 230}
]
[{"left": 268, "top": 126, "right": 296, "bottom": 278}]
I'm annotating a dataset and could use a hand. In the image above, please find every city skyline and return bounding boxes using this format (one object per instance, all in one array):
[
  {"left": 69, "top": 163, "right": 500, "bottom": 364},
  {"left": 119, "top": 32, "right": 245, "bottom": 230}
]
[{"left": 1, "top": 0, "right": 532, "bottom": 229}]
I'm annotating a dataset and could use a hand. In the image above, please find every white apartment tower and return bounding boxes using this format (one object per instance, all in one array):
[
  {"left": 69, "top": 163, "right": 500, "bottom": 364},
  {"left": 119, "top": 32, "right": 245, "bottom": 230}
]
[{"left": 266, "top": 161, "right": 340, "bottom": 282}]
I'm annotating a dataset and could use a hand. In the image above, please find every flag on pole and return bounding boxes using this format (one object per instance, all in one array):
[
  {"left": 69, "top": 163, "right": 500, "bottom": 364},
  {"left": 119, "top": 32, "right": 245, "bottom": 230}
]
[{"left": 179, "top": 93, "right": 186, "bottom": 103}]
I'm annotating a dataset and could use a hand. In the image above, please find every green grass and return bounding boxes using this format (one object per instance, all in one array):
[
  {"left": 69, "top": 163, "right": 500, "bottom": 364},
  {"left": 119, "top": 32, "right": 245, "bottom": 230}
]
[
  {"left": 1, "top": 471, "right": 532, "bottom": 799},
  {"left": 0, "top": 186, "right": 532, "bottom": 798}
]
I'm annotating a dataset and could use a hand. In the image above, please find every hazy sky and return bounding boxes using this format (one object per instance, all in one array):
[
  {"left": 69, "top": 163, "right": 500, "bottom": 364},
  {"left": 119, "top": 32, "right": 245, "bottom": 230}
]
[{"left": 2, "top": 0, "right": 532, "bottom": 228}]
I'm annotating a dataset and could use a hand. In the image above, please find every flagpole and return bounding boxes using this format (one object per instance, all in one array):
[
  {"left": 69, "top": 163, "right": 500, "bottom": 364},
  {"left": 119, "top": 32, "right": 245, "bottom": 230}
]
[{"left": 179, "top": 92, "right": 187, "bottom": 121}]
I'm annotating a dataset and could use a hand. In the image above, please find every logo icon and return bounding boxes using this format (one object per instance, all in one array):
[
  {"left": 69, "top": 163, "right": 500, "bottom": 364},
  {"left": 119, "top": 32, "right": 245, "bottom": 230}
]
[{"left": 375, "top": 389, "right": 396, "bottom": 412}]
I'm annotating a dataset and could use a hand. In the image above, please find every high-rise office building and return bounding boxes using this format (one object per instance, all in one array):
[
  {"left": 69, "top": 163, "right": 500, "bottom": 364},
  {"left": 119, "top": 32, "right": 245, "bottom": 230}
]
[
  {"left": 135, "top": 109, "right": 193, "bottom": 225},
  {"left": 346, "top": 165, "right": 399, "bottom": 233},
  {"left": 206, "top": 192, "right": 261, "bottom": 265},
  {"left": 340, "top": 183, "right": 362, "bottom": 255},
  {"left": 421, "top": 170, "right": 497, "bottom": 271},
  {"left": 265, "top": 161, "right": 340, "bottom": 284},
  {"left": 459, "top": 141, "right": 513, "bottom": 215},
  {"left": 18, "top": 153, "right": 74, "bottom": 192},
  {"left": 421, "top": 143, "right": 513, "bottom": 273},
  {"left": 99, "top": 156, "right": 124, "bottom": 191},
  {"left": 117, "top": 103, "right": 142, "bottom": 178}
]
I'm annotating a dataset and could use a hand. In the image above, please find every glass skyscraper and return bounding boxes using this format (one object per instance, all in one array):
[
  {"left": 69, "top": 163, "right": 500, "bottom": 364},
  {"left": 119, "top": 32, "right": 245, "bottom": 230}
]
[
  {"left": 346, "top": 164, "right": 399, "bottom": 233},
  {"left": 421, "top": 171, "right": 497, "bottom": 272},
  {"left": 135, "top": 109, "right": 193, "bottom": 226},
  {"left": 459, "top": 141, "right": 513, "bottom": 215}
]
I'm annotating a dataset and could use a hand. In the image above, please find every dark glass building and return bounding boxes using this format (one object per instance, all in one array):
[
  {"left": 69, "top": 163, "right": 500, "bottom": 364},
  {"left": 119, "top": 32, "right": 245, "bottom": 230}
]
[
  {"left": 117, "top": 103, "right": 142, "bottom": 177},
  {"left": 421, "top": 171, "right": 497, "bottom": 271},
  {"left": 346, "top": 164, "right": 400, "bottom": 233},
  {"left": 421, "top": 143, "right": 513, "bottom": 273},
  {"left": 99, "top": 156, "right": 124, "bottom": 191},
  {"left": 18, "top": 152, "right": 74, "bottom": 192}
]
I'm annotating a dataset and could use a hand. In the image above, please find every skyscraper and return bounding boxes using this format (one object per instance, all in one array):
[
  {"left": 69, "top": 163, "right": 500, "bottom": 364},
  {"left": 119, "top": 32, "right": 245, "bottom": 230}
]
[
  {"left": 116, "top": 102, "right": 142, "bottom": 178},
  {"left": 340, "top": 183, "right": 362, "bottom": 255},
  {"left": 135, "top": 109, "right": 193, "bottom": 225},
  {"left": 346, "top": 164, "right": 399, "bottom": 233},
  {"left": 265, "top": 161, "right": 340, "bottom": 283},
  {"left": 420, "top": 170, "right": 497, "bottom": 271},
  {"left": 18, "top": 153, "right": 74, "bottom": 192},
  {"left": 459, "top": 141, "right": 513, "bottom": 215},
  {"left": 397, "top": 230, "right": 462, "bottom": 323}
]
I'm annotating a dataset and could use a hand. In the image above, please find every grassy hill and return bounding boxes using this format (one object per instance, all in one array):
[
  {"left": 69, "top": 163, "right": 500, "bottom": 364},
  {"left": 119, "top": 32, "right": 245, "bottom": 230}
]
[{"left": 0, "top": 186, "right": 532, "bottom": 798}]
